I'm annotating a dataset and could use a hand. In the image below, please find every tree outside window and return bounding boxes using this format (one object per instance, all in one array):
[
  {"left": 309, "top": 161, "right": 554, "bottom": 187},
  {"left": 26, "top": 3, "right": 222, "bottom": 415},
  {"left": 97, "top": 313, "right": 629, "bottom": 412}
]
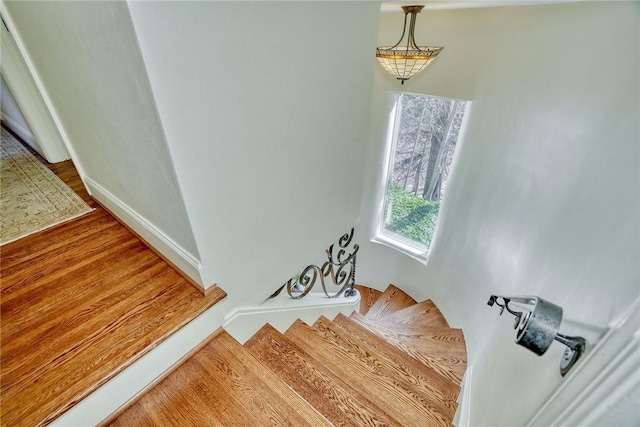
[{"left": 380, "top": 93, "right": 469, "bottom": 253}]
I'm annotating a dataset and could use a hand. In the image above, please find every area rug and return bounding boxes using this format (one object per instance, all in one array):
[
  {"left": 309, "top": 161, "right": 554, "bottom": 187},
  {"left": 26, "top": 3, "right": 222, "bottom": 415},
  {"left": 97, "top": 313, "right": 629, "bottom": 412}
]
[{"left": 1, "top": 129, "right": 92, "bottom": 245}]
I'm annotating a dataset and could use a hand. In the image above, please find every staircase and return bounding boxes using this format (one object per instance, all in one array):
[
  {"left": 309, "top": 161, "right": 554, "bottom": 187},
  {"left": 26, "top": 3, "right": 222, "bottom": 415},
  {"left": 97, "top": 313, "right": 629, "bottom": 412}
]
[{"left": 108, "top": 284, "right": 467, "bottom": 426}]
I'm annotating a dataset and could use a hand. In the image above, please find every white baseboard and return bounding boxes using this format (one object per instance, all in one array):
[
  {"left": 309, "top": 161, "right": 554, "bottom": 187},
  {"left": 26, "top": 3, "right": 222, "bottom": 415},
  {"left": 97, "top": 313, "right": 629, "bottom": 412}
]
[
  {"left": 84, "top": 177, "right": 206, "bottom": 290},
  {"left": 224, "top": 290, "right": 361, "bottom": 344}
]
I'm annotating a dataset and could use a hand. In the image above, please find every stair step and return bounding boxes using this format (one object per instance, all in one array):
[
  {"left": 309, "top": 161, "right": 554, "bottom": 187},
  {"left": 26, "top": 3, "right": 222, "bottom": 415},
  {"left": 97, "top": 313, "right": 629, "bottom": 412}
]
[
  {"left": 286, "top": 317, "right": 457, "bottom": 426},
  {"left": 197, "top": 332, "right": 332, "bottom": 426},
  {"left": 350, "top": 311, "right": 463, "bottom": 352},
  {"left": 354, "top": 319, "right": 463, "bottom": 340},
  {"left": 375, "top": 299, "right": 449, "bottom": 328},
  {"left": 332, "top": 313, "right": 463, "bottom": 390},
  {"left": 357, "top": 317, "right": 465, "bottom": 358},
  {"left": 367, "top": 324, "right": 466, "bottom": 359},
  {"left": 354, "top": 284, "right": 382, "bottom": 315},
  {"left": 349, "top": 312, "right": 467, "bottom": 384},
  {"left": 245, "top": 323, "right": 398, "bottom": 426},
  {"left": 364, "top": 284, "right": 416, "bottom": 320},
  {"left": 110, "top": 331, "right": 331, "bottom": 426},
  {"left": 110, "top": 345, "right": 254, "bottom": 426}
]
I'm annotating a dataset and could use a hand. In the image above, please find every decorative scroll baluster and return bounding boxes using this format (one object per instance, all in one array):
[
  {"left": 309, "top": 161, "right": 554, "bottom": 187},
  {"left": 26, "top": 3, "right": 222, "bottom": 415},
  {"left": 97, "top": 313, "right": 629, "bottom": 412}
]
[{"left": 284, "top": 228, "right": 359, "bottom": 299}]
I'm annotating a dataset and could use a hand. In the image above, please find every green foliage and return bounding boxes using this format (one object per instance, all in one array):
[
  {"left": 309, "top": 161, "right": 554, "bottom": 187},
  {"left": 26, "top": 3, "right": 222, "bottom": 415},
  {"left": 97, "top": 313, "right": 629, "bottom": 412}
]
[{"left": 385, "top": 185, "right": 440, "bottom": 248}]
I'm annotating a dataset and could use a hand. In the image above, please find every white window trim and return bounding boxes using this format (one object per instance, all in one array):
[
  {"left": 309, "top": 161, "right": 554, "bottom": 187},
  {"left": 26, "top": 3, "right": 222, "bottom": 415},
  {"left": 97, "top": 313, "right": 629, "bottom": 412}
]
[{"left": 374, "top": 229, "right": 429, "bottom": 264}]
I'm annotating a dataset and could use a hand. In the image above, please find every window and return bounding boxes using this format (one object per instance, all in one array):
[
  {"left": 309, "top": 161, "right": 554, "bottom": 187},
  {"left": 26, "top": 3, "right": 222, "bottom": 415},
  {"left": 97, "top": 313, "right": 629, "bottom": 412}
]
[{"left": 375, "top": 93, "right": 469, "bottom": 261}]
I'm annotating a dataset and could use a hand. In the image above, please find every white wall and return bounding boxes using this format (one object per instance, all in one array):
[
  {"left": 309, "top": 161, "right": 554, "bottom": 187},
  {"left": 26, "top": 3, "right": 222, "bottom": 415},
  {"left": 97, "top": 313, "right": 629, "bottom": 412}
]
[
  {"left": 127, "top": 1, "right": 379, "bottom": 308},
  {"left": 3, "top": 1, "right": 202, "bottom": 278},
  {"left": 357, "top": 2, "right": 639, "bottom": 426}
]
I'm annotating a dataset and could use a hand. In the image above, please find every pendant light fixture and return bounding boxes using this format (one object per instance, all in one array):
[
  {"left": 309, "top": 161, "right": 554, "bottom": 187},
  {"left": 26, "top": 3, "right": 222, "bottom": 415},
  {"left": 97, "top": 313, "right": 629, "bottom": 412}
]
[{"left": 376, "top": 5, "right": 443, "bottom": 85}]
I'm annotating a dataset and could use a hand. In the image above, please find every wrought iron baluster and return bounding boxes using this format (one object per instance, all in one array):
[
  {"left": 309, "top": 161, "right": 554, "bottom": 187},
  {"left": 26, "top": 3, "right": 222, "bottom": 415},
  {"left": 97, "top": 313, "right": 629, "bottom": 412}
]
[{"left": 285, "top": 228, "right": 359, "bottom": 299}]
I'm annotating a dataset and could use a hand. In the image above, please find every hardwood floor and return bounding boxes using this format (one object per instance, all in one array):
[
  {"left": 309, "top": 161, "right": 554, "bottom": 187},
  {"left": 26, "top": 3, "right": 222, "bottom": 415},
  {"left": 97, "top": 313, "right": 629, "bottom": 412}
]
[{"left": 0, "top": 151, "right": 226, "bottom": 426}]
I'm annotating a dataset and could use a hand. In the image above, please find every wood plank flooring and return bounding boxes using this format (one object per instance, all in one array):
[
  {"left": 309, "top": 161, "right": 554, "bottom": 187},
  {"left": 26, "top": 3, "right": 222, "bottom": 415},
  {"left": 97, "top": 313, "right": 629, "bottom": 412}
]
[{"left": 0, "top": 148, "right": 226, "bottom": 426}]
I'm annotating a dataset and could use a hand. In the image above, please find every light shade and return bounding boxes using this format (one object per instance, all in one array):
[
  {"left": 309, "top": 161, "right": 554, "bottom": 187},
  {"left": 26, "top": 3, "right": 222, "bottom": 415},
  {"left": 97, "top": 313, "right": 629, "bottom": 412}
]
[{"left": 376, "top": 5, "right": 443, "bottom": 84}]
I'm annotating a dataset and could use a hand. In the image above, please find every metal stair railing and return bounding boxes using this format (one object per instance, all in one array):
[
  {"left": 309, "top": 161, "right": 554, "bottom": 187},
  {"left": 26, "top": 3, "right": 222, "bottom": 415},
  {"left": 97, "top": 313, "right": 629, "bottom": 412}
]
[{"left": 270, "top": 228, "right": 359, "bottom": 300}]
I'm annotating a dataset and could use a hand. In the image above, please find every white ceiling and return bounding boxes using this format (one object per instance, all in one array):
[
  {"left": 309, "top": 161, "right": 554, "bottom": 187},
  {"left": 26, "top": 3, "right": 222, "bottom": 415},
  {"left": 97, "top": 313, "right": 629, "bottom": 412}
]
[{"left": 380, "top": 1, "right": 586, "bottom": 12}]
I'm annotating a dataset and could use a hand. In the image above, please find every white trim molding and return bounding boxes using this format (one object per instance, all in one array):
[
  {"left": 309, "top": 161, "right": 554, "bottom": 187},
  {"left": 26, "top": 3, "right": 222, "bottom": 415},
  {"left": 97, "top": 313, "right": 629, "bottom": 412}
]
[{"left": 84, "top": 176, "right": 206, "bottom": 290}]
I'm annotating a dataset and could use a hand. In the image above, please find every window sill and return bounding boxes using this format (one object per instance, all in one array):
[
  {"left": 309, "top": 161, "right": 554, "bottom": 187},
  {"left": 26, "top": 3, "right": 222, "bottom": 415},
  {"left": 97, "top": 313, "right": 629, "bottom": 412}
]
[{"left": 372, "top": 231, "right": 428, "bottom": 265}]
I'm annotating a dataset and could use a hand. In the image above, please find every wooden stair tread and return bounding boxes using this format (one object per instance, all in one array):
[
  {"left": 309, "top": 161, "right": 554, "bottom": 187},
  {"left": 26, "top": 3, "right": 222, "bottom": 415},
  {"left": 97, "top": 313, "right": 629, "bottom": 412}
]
[
  {"left": 110, "top": 331, "right": 331, "bottom": 426},
  {"left": 364, "top": 284, "right": 416, "bottom": 320},
  {"left": 355, "top": 321, "right": 464, "bottom": 340},
  {"left": 375, "top": 299, "right": 449, "bottom": 328},
  {"left": 348, "top": 315, "right": 466, "bottom": 358},
  {"left": 245, "top": 324, "right": 398, "bottom": 426},
  {"left": 110, "top": 353, "right": 242, "bottom": 427},
  {"left": 313, "top": 316, "right": 461, "bottom": 394},
  {"left": 332, "top": 313, "right": 463, "bottom": 389},
  {"left": 286, "top": 317, "right": 457, "bottom": 426},
  {"left": 349, "top": 312, "right": 467, "bottom": 384},
  {"left": 204, "top": 332, "right": 332, "bottom": 426},
  {"left": 1, "top": 200, "right": 227, "bottom": 427},
  {"left": 354, "top": 284, "right": 382, "bottom": 315}
]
